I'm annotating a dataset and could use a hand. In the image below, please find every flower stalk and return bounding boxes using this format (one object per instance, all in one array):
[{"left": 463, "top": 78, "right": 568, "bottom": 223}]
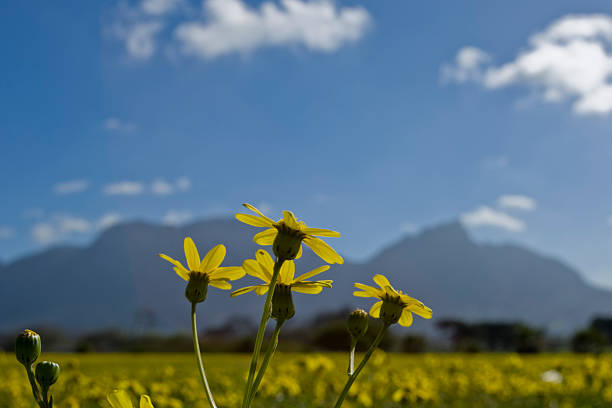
[
  {"left": 247, "top": 318, "right": 285, "bottom": 406},
  {"left": 191, "top": 303, "right": 217, "bottom": 408},
  {"left": 241, "top": 258, "right": 283, "bottom": 408},
  {"left": 334, "top": 323, "right": 390, "bottom": 408}
]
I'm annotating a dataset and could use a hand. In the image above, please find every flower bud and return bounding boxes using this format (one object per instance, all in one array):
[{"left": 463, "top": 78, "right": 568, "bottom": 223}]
[
  {"left": 15, "top": 330, "right": 41, "bottom": 366},
  {"left": 273, "top": 224, "right": 304, "bottom": 261},
  {"left": 271, "top": 284, "right": 295, "bottom": 321},
  {"left": 185, "top": 272, "right": 209, "bottom": 304},
  {"left": 35, "top": 361, "right": 60, "bottom": 388},
  {"left": 347, "top": 309, "right": 369, "bottom": 339},
  {"left": 380, "top": 300, "right": 404, "bottom": 325}
]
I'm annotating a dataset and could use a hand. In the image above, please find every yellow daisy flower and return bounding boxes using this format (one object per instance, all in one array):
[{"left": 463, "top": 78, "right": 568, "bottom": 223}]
[
  {"left": 353, "top": 274, "right": 432, "bottom": 327},
  {"left": 107, "top": 390, "right": 154, "bottom": 408},
  {"left": 235, "top": 203, "right": 343, "bottom": 264},
  {"left": 158, "top": 237, "right": 245, "bottom": 303},
  {"left": 231, "top": 249, "right": 333, "bottom": 297}
]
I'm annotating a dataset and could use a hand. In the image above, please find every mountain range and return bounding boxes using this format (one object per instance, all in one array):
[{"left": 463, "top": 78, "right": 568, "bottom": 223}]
[{"left": 1, "top": 218, "right": 610, "bottom": 334}]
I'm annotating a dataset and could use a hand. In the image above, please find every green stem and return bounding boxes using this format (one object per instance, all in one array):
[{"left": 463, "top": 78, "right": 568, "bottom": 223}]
[
  {"left": 241, "top": 259, "right": 283, "bottom": 408},
  {"left": 25, "top": 364, "right": 44, "bottom": 408},
  {"left": 191, "top": 303, "right": 218, "bottom": 408},
  {"left": 247, "top": 319, "right": 284, "bottom": 405},
  {"left": 333, "top": 323, "right": 389, "bottom": 408},
  {"left": 347, "top": 338, "right": 357, "bottom": 376}
]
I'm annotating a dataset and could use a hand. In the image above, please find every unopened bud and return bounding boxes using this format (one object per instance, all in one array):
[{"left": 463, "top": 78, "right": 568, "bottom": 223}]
[
  {"left": 185, "top": 272, "right": 209, "bottom": 304},
  {"left": 347, "top": 309, "right": 369, "bottom": 339},
  {"left": 273, "top": 224, "right": 304, "bottom": 261},
  {"left": 35, "top": 361, "right": 60, "bottom": 388},
  {"left": 15, "top": 330, "right": 41, "bottom": 366},
  {"left": 380, "top": 300, "right": 404, "bottom": 325},
  {"left": 271, "top": 284, "right": 295, "bottom": 320}
]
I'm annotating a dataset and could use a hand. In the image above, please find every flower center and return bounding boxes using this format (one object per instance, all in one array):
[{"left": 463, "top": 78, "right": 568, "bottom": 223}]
[
  {"left": 379, "top": 294, "right": 406, "bottom": 325},
  {"left": 272, "top": 222, "right": 305, "bottom": 261},
  {"left": 185, "top": 271, "right": 210, "bottom": 304}
]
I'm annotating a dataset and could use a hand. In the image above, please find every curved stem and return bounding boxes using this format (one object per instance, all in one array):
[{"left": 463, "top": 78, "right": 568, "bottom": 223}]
[
  {"left": 247, "top": 319, "right": 284, "bottom": 405},
  {"left": 25, "top": 364, "right": 45, "bottom": 408},
  {"left": 347, "top": 338, "right": 357, "bottom": 376},
  {"left": 191, "top": 303, "right": 218, "bottom": 408},
  {"left": 334, "top": 323, "right": 389, "bottom": 408},
  {"left": 241, "top": 259, "right": 283, "bottom": 408}
]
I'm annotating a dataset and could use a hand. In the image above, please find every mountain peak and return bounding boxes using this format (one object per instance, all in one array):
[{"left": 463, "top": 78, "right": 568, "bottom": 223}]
[{"left": 417, "top": 220, "right": 471, "bottom": 244}]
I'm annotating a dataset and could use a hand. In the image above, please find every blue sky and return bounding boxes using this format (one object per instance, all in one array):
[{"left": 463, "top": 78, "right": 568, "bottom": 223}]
[{"left": 2, "top": 0, "right": 612, "bottom": 288}]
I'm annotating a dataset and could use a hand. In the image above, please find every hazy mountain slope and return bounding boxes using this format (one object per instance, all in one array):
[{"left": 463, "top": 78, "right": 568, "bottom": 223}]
[{"left": 1, "top": 219, "right": 609, "bottom": 334}]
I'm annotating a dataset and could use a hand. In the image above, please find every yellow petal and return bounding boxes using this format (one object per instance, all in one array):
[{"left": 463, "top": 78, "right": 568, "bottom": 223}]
[
  {"left": 243, "top": 259, "right": 270, "bottom": 283},
  {"left": 303, "top": 228, "right": 341, "bottom": 238},
  {"left": 209, "top": 280, "right": 232, "bottom": 290},
  {"left": 398, "top": 310, "right": 414, "bottom": 327},
  {"left": 373, "top": 274, "right": 392, "bottom": 290},
  {"left": 353, "top": 283, "right": 381, "bottom": 297},
  {"left": 173, "top": 266, "right": 189, "bottom": 281},
  {"left": 184, "top": 237, "right": 200, "bottom": 271},
  {"left": 140, "top": 395, "right": 154, "bottom": 408},
  {"left": 294, "top": 265, "right": 330, "bottom": 282},
  {"left": 353, "top": 290, "right": 374, "bottom": 298},
  {"left": 243, "top": 203, "right": 276, "bottom": 224},
  {"left": 256, "top": 249, "right": 275, "bottom": 272},
  {"left": 282, "top": 210, "right": 300, "bottom": 229},
  {"left": 107, "top": 390, "right": 133, "bottom": 408},
  {"left": 200, "top": 244, "right": 226, "bottom": 273},
  {"left": 253, "top": 228, "right": 277, "bottom": 245},
  {"left": 295, "top": 244, "right": 303, "bottom": 259},
  {"left": 235, "top": 213, "right": 274, "bottom": 228},
  {"left": 303, "top": 236, "right": 344, "bottom": 264},
  {"left": 369, "top": 300, "right": 383, "bottom": 318},
  {"left": 209, "top": 266, "right": 245, "bottom": 281},
  {"left": 280, "top": 261, "right": 295, "bottom": 284},
  {"left": 254, "top": 285, "right": 269, "bottom": 295},
  {"left": 291, "top": 284, "right": 323, "bottom": 294},
  {"left": 231, "top": 285, "right": 259, "bottom": 297},
  {"left": 158, "top": 253, "right": 186, "bottom": 271},
  {"left": 406, "top": 301, "right": 433, "bottom": 319}
]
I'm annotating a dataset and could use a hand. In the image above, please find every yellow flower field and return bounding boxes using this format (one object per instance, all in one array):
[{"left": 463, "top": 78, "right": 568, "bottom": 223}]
[{"left": 2, "top": 352, "right": 611, "bottom": 408}]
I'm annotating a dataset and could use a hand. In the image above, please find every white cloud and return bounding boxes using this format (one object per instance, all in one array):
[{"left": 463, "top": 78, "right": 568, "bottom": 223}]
[
  {"left": 98, "top": 213, "right": 121, "bottom": 230},
  {"left": 104, "top": 117, "right": 136, "bottom": 132},
  {"left": 498, "top": 195, "right": 537, "bottom": 211},
  {"left": 444, "top": 14, "right": 612, "bottom": 115},
  {"left": 400, "top": 221, "right": 417, "bottom": 234},
  {"left": 104, "top": 181, "right": 145, "bottom": 195},
  {"left": 461, "top": 206, "right": 525, "bottom": 232},
  {"left": 151, "top": 177, "right": 192, "bottom": 195},
  {"left": 0, "top": 227, "right": 14, "bottom": 239},
  {"left": 142, "top": 0, "right": 182, "bottom": 15},
  {"left": 163, "top": 210, "right": 192, "bottom": 226},
  {"left": 53, "top": 179, "right": 90, "bottom": 195},
  {"left": 175, "top": 0, "right": 371, "bottom": 59},
  {"left": 31, "top": 215, "right": 92, "bottom": 244}
]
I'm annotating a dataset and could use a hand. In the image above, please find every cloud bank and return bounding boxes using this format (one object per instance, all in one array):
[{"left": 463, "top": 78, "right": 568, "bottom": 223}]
[{"left": 443, "top": 14, "right": 612, "bottom": 115}]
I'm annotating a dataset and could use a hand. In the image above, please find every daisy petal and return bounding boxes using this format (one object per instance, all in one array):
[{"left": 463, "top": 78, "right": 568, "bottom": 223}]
[
  {"left": 231, "top": 285, "right": 258, "bottom": 297},
  {"left": 184, "top": 237, "right": 200, "bottom": 271},
  {"left": 406, "top": 302, "right": 433, "bottom": 319},
  {"left": 369, "top": 300, "right": 383, "bottom": 318},
  {"left": 159, "top": 253, "right": 186, "bottom": 270},
  {"left": 353, "top": 283, "right": 381, "bottom": 297},
  {"left": 243, "top": 259, "right": 269, "bottom": 282},
  {"left": 353, "top": 291, "right": 373, "bottom": 298},
  {"left": 200, "top": 244, "right": 226, "bottom": 273},
  {"left": 243, "top": 203, "right": 276, "bottom": 224},
  {"left": 280, "top": 261, "right": 295, "bottom": 283},
  {"left": 303, "top": 236, "right": 344, "bottom": 264},
  {"left": 294, "top": 265, "right": 330, "bottom": 282},
  {"left": 173, "top": 266, "right": 190, "bottom": 281},
  {"left": 291, "top": 285, "right": 323, "bottom": 294},
  {"left": 236, "top": 213, "right": 274, "bottom": 228},
  {"left": 303, "top": 228, "right": 341, "bottom": 238},
  {"left": 398, "top": 310, "right": 414, "bottom": 327},
  {"left": 253, "top": 228, "right": 277, "bottom": 245},
  {"left": 209, "top": 280, "right": 232, "bottom": 290},
  {"left": 282, "top": 210, "right": 300, "bottom": 229},
  {"left": 254, "top": 285, "right": 269, "bottom": 295},
  {"left": 295, "top": 243, "right": 303, "bottom": 259},
  {"left": 140, "top": 395, "right": 154, "bottom": 408},
  {"left": 107, "top": 390, "right": 132, "bottom": 408},
  {"left": 210, "top": 266, "right": 244, "bottom": 281},
  {"left": 256, "top": 249, "right": 275, "bottom": 272},
  {"left": 373, "top": 274, "right": 391, "bottom": 290}
]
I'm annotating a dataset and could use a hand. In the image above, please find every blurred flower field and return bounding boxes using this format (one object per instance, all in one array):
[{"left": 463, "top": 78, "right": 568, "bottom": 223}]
[{"left": 2, "top": 352, "right": 611, "bottom": 408}]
